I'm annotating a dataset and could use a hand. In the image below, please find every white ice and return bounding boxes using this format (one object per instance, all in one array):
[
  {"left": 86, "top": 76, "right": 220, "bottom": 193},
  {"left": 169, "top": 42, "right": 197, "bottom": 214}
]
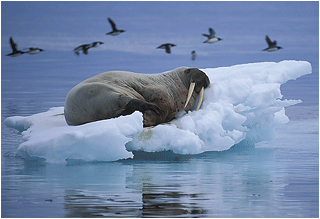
[{"left": 4, "top": 60, "right": 312, "bottom": 163}]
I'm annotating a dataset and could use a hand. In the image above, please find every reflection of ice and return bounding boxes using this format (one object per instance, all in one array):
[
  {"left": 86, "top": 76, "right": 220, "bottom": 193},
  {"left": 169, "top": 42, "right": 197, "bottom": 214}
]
[
  {"left": 4, "top": 61, "right": 312, "bottom": 163},
  {"left": 64, "top": 190, "right": 142, "bottom": 217},
  {"left": 123, "top": 143, "right": 290, "bottom": 217},
  {"left": 64, "top": 183, "right": 206, "bottom": 217},
  {"left": 141, "top": 183, "right": 205, "bottom": 217}
]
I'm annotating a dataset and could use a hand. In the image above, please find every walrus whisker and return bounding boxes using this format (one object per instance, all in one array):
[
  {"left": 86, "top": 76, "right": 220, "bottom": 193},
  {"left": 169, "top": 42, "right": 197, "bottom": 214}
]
[
  {"left": 184, "top": 82, "right": 195, "bottom": 108},
  {"left": 195, "top": 87, "right": 204, "bottom": 111}
]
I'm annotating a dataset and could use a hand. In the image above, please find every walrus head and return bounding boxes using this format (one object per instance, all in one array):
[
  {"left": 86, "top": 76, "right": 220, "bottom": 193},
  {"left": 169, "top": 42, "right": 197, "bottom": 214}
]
[{"left": 183, "top": 68, "right": 210, "bottom": 111}]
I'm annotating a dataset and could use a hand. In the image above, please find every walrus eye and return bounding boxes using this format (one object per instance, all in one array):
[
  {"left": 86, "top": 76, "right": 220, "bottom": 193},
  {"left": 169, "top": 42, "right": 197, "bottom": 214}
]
[{"left": 184, "top": 82, "right": 195, "bottom": 108}]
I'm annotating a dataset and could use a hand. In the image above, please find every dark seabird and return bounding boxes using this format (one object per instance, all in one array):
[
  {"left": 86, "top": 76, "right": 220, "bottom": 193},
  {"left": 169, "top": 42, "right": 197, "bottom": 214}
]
[
  {"left": 191, "top": 50, "right": 196, "bottom": 61},
  {"left": 74, "top": 42, "right": 104, "bottom": 55},
  {"left": 6, "top": 37, "right": 25, "bottom": 57},
  {"left": 106, "top": 18, "right": 125, "bottom": 36},
  {"left": 203, "top": 28, "right": 222, "bottom": 44},
  {"left": 263, "top": 35, "right": 283, "bottom": 52},
  {"left": 157, "top": 43, "right": 176, "bottom": 54},
  {"left": 24, "top": 47, "right": 44, "bottom": 55}
]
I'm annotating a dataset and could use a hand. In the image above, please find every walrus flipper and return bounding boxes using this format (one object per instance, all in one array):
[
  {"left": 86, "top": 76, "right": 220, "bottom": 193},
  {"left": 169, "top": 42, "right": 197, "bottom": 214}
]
[{"left": 121, "top": 99, "right": 161, "bottom": 117}]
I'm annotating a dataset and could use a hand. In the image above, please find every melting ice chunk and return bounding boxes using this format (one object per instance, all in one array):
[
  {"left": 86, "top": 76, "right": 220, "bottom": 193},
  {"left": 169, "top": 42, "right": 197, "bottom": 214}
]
[{"left": 4, "top": 60, "right": 312, "bottom": 163}]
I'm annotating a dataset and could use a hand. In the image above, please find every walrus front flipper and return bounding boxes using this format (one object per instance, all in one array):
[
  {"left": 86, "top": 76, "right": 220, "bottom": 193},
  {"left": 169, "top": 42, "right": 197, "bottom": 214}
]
[{"left": 121, "top": 99, "right": 161, "bottom": 117}]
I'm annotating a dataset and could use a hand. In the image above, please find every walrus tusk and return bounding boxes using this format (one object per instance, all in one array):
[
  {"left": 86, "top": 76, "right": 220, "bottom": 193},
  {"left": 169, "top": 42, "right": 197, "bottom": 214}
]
[
  {"left": 195, "top": 87, "right": 204, "bottom": 111},
  {"left": 184, "top": 82, "right": 195, "bottom": 108}
]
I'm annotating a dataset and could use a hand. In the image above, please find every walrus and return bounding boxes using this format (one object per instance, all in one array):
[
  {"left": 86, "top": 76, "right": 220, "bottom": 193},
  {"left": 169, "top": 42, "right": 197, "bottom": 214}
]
[{"left": 64, "top": 67, "right": 210, "bottom": 127}]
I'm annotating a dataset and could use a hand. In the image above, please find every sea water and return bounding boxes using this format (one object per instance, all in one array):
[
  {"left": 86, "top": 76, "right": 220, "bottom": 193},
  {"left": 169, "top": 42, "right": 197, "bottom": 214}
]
[{"left": 2, "top": 60, "right": 319, "bottom": 217}]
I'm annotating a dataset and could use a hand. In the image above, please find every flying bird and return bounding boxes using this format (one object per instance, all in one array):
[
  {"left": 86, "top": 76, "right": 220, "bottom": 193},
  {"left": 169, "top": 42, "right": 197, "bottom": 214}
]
[
  {"left": 263, "top": 35, "right": 283, "bottom": 52},
  {"left": 73, "top": 42, "right": 104, "bottom": 55},
  {"left": 6, "top": 37, "right": 25, "bottom": 57},
  {"left": 157, "top": 43, "right": 176, "bottom": 54},
  {"left": 23, "top": 47, "right": 44, "bottom": 55},
  {"left": 191, "top": 50, "right": 196, "bottom": 61},
  {"left": 106, "top": 18, "right": 125, "bottom": 36},
  {"left": 203, "top": 28, "right": 222, "bottom": 44}
]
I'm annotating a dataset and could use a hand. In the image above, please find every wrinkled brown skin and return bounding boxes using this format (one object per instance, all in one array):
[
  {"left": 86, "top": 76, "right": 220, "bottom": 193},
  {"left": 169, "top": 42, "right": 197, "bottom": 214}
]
[{"left": 64, "top": 67, "right": 210, "bottom": 127}]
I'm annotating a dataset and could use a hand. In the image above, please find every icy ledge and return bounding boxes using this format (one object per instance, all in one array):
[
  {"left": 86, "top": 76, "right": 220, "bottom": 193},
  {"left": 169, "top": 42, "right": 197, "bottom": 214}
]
[{"left": 4, "top": 61, "right": 312, "bottom": 163}]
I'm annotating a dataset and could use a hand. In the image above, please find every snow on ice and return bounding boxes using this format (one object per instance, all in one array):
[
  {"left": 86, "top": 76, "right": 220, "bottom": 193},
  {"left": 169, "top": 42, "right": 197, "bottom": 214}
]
[{"left": 4, "top": 61, "right": 312, "bottom": 163}]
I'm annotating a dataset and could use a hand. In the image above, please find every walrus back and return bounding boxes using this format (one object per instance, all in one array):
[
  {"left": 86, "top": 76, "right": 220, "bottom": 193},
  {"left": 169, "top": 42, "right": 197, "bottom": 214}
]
[{"left": 64, "top": 81, "right": 131, "bottom": 125}]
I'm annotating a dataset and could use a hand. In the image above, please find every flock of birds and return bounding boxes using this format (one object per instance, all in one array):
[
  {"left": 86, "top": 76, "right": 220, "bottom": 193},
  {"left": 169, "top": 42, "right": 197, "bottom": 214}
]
[{"left": 5, "top": 18, "right": 283, "bottom": 60}]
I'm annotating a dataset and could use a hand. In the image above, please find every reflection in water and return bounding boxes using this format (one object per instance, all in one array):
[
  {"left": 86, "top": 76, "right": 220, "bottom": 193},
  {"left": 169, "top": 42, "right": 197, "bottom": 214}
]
[
  {"left": 64, "top": 183, "right": 206, "bottom": 217},
  {"left": 64, "top": 190, "right": 141, "bottom": 217},
  {"left": 141, "top": 183, "right": 205, "bottom": 217}
]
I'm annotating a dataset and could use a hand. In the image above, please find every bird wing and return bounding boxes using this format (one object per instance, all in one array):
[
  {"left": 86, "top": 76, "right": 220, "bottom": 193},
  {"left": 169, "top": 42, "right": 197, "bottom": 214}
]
[
  {"left": 165, "top": 46, "right": 171, "bottom": 54},
  {"left": 74, "top": 45, "right": 82, "bottom": 51},
  {"left": 209, "top": 28, "right": 215, "bottom": 37},
  {"left": 157, "top": 44, "right": 164, "bottom": 49},
  {"left": 9, "top": 37, "right": 18, "bottom": 52},
  {"left": 265, "top": 35, "right": 276, "bottom": 47},
  {"left": 202, "top": 34, "right": 210, "bottom": 38},
  {"left": 82, "top": 45, "right": 90, "bottom": 55},
  {"left": 108, "top": 18, "right": 117, "bottom": 31},
  {"left": 273, "top": 40, "right": 277, "bottom": 46},
  {"left": 74, "top": 45, "right": 88, "bottom": 54}
]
